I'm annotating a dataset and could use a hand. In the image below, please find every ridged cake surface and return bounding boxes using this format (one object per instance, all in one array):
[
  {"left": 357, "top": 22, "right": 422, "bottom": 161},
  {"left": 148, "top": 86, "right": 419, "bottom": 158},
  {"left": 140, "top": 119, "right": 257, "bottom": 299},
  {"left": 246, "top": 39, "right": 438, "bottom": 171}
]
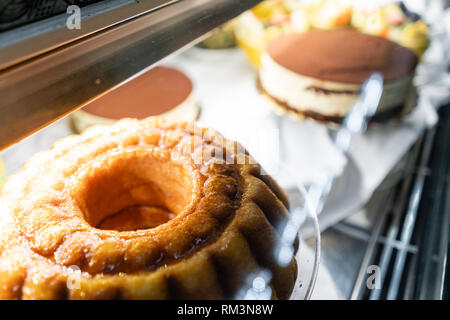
[{"left": 0, "top": 118, "right": 297, "bottom": 299}]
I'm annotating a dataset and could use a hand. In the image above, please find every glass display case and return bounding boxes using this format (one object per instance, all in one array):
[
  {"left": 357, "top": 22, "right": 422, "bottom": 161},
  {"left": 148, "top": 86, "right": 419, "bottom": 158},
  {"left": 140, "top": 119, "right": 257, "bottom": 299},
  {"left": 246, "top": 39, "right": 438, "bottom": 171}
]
[{"left": 0, "top": 0, "right": 449, "bottom": 300}]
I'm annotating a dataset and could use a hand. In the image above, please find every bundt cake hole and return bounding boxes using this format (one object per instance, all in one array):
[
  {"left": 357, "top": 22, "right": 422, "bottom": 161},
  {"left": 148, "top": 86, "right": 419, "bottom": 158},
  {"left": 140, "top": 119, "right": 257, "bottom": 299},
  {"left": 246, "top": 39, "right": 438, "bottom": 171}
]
[
  {"left": 96, "top": 205, "right": 176, "bottom": 231},
  {"left": 72, "top": 151, "right": 194, "bottom": 231}
]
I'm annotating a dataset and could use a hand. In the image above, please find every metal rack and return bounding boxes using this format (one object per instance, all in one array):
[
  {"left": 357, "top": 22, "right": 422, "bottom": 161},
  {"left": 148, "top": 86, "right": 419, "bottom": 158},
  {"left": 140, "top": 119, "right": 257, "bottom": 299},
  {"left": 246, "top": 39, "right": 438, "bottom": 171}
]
[{"left": 321, "top": 104, "right": 450, "bottom": 299}]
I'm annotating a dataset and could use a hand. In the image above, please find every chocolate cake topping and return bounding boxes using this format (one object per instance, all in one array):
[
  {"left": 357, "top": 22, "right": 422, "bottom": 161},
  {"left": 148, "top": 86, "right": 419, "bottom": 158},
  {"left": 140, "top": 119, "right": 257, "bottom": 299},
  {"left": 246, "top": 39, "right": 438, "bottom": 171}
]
[
  {"left": 266, "top": 29, "right": 418, "bottom": 84},
  {"left": 82, "top": 66, "right": 193, "bottom": 119}
]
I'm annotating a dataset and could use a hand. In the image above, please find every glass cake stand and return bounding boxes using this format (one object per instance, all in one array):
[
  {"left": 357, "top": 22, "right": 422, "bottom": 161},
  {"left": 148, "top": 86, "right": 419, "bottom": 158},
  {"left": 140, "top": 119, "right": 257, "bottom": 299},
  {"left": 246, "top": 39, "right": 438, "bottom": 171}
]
[
  {"left": 237, "top": 162, "right": 321, "bottom": 300},
  {"left": 281, "top": 163, "right": 321, "bottom": 300}
]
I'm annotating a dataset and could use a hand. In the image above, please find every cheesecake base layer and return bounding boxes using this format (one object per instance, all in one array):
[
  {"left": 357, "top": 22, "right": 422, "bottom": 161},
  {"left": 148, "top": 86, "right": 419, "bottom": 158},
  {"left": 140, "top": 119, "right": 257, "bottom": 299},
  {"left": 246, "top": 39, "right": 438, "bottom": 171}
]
[{"left": 256, "top": 76, "right": 416, "bottom": 125}]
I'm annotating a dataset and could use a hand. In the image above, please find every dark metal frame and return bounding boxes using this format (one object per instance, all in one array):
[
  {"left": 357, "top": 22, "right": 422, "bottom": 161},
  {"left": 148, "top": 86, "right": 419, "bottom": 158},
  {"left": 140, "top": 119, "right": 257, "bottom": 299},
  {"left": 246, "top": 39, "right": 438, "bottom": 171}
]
[{"left": 0, "top": 0, "right": 261, "bottom": 150}]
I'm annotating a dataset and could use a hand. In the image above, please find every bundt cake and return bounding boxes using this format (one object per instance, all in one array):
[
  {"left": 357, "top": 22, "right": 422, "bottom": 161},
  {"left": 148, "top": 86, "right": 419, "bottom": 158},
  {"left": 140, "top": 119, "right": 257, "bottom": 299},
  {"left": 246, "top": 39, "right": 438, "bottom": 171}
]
[{"left": 0, "top": 118, "right": 297, "bottom": 299}]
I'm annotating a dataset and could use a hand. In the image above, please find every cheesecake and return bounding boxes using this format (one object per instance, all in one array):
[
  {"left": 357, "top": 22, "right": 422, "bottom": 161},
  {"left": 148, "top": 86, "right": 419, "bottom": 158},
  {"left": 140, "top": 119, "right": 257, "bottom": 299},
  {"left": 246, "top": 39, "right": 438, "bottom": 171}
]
[
  {"left": 258, "top": 29, "right": 418, "bottom": 123},
  {"left": 72, "top": 66, "right": 199, "bottom": 132}
]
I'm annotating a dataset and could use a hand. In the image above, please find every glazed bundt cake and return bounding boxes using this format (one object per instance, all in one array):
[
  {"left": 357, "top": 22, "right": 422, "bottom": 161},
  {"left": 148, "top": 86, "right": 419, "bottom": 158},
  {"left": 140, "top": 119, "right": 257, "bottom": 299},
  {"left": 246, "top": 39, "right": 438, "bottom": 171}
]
[{"left": 0, "top": 118, "right": 297, "bottom": 299}]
